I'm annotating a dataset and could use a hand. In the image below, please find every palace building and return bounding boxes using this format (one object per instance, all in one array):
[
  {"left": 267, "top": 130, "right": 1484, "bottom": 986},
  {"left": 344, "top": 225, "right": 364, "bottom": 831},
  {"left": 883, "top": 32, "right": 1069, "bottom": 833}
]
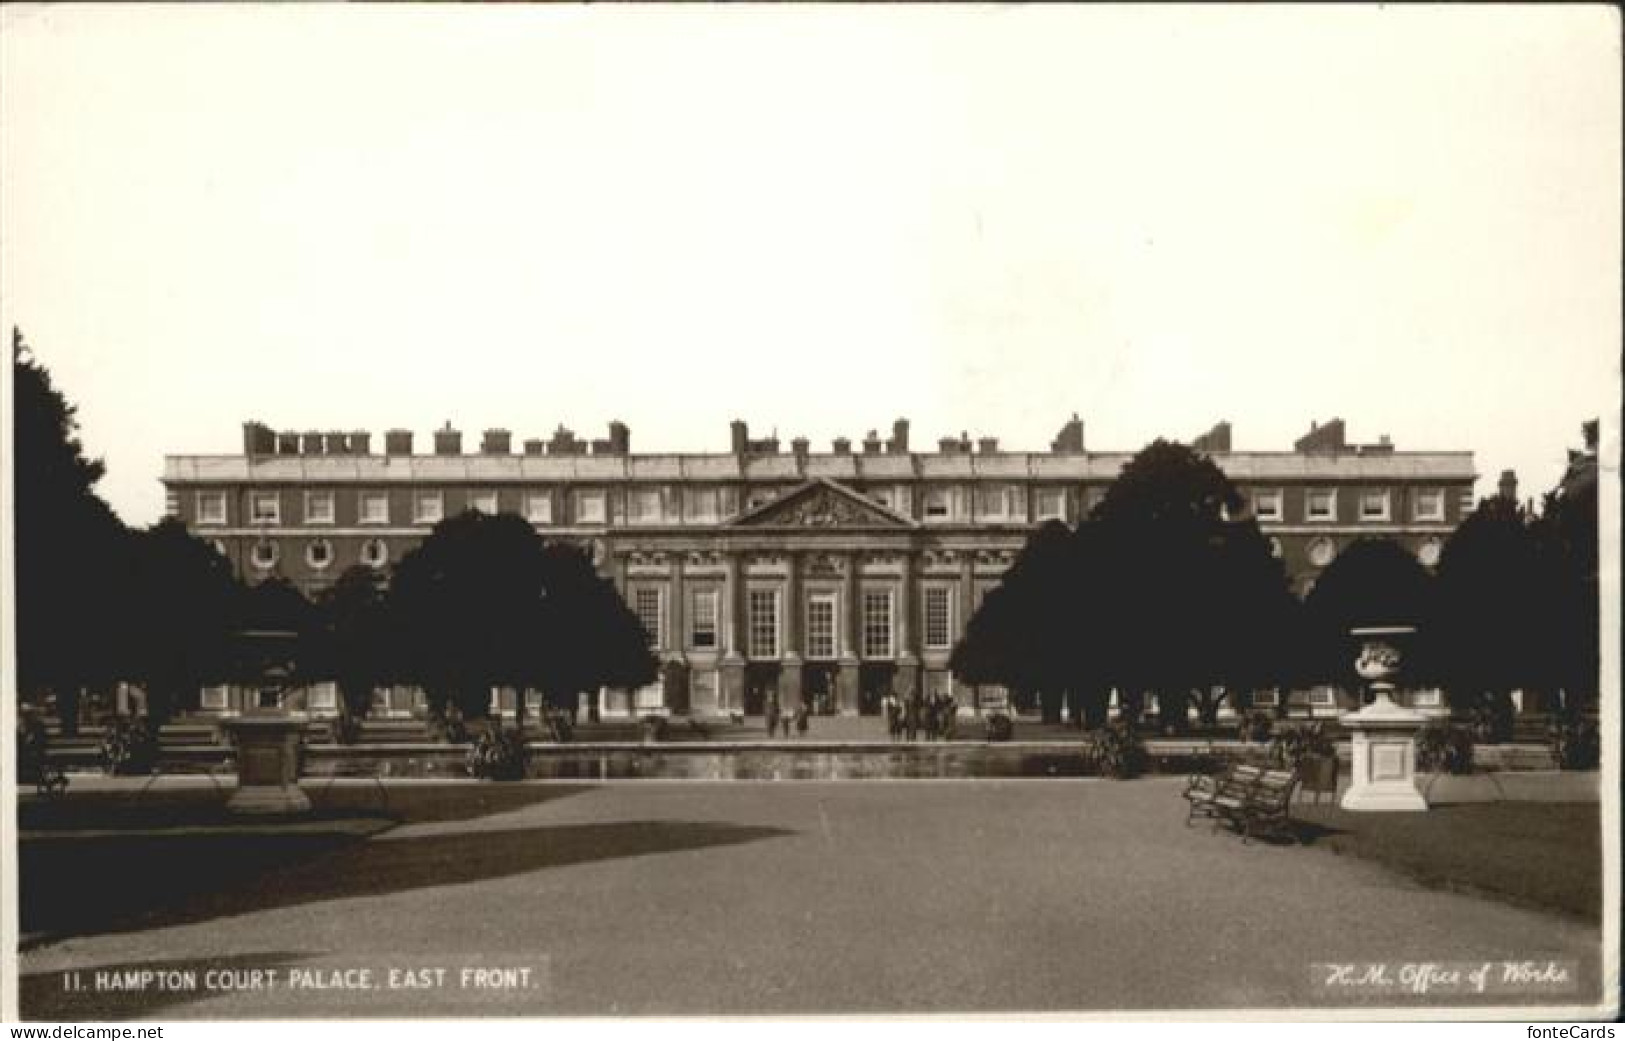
[{"left": 162, "top": 415, "right": 1477, "bottom": 719}]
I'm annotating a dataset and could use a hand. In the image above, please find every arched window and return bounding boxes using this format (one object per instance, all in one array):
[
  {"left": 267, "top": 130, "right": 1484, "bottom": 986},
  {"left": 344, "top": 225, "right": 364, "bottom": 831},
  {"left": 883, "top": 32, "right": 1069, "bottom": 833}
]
[
  {"left": 360, "top": 538, "right": 389, "bottom": 568},
  {"left": 251, "top": 540, "right": 279, "bottom": 570}
]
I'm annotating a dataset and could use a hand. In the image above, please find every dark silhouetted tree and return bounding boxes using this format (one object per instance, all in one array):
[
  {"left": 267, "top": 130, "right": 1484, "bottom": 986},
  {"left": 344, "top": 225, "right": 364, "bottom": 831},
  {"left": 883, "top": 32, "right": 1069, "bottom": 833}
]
[
  {"left": 1302, "top": 537, "right": 1436, "bottom": 697},
  {"left": 121, "top": 519, "right": 243, "bottom": 725},
  {"left": 316, "top": 565, "right": 395, "bottom": 730},
  {"left": 1531, "top": 420, "right": 1600, "bottom": 714},
  {"left": 12, "top": 329, "right": 130, "bottom": 731},
  {"left": 390, "top": 511, "right": 656, "bottom": 728}
]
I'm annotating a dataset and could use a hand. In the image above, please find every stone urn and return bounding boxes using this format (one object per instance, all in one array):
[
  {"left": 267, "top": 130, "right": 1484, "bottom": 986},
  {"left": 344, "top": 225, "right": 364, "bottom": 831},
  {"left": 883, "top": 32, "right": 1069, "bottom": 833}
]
[
  {"left": 1339, "top": 626, "right": 1428, "bottom": 812},
  {"left": 223, "top": 633, "right": 311, "bottom": 815}
]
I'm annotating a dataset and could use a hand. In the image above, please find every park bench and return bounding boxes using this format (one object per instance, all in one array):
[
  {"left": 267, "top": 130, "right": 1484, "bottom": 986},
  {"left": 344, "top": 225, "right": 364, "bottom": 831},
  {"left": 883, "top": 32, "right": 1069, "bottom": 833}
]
[{"left": 1182, "top": 762, "right": 1300, "bottom": 843}]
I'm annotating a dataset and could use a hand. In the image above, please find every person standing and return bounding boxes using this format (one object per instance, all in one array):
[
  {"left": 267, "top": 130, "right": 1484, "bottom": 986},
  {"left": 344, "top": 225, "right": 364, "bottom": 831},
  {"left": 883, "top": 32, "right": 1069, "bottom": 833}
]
[
  {"left": 765, "top": 691, "right": 780, "bottom": 738},
  {"left": 904, "top": 690, "right": 921, "bottom": 742}
]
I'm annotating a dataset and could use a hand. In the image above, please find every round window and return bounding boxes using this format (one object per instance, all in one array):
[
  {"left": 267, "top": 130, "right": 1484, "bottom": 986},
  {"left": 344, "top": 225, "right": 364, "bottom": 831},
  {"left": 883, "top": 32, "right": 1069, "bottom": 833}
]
[
  {"left": 1417, "top": 537, "right": 1442, "bottom": 567},
  {"left": 306, "top": 539, "right": 334, "bottom": 570},
  {"left": 251, "top": 540, "right": 279, "bottom": 570},
  {"left": 1308, "top": 536, "right": 1336, "bottom": 568},
  {"left": 360, "top": 538, "right": 389, "bottom": 568},
  {"left": 1268, "top": 536, "right": 1284, "bottom": 559}
]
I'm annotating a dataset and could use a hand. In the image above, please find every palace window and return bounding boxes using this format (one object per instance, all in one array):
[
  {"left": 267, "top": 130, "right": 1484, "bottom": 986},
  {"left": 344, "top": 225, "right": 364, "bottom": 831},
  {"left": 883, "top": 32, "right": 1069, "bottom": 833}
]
[
  {"left": 304, "top": 491, "right": 335, "bottom": 525},
  {"left": 806, "top": 593, "right": 837, "bottom": 660},
  {"left": 575, "top": 490, "right": 607, "bottom": 525},
  {"left": 686, "top": 488, "right": 722, "bottom": 522},
  {"left": 975, "top": 485, "right": 1018, "bottom": 520},
  {"left": 525, "top": 492, "right": 553, "bottom": 525},
  {"left": 869, "top": 487, "right": 895, "bottom": 511},
  {"left": 469, "top": 490, "right": 499, "bottom": 515},
  {"left": 923, "top": 488, "right": 951, "bottom": 521},
  {"left": 629, "top": 489, "right": 663, "bottom": 524},
  {"left": 360, "top": 538, "right": 389, "bottom": 568},
  {"left": 1359, "top": 489, "right": 1390, "bottom": 522},
  {"left": 923, "top": 587, "right": 952, "bottom": 650},
  {"left": 196, "top": 491, "right": 227, "bottom": 526},
  {"left": 250, "top": 491, "right": 281, "bottom": 525},
  {"left": 305, "top": 539, "right": 334, "bottom": 570},
  {"left": 690, "top": 588, "right": 719, "bottom": 650},
  {"left": 359, "top": 491, "right": 390, "bottom": 525},
  {"left": 747, "top": 589, "right": 780, "bottom": 659},
  {"left": 200, "top": 685, "right": 229, "bottom": 711},
  {"left": 414, "top": 491, "right": 444, "bottom": 524},
  {"left": 308, "top": 682, "right": 338, "bottom": 713},
  {"left": 251, "top": 540, "right": 279, "bottom": 570},
  {"left": 1252, "top": 489, "right": 1283, "bottom": 522},
  {"left": 1414, "top": 488, "right": 1444, "bottom": 522},
  {"left": 863, "top": 589, "right": 894, "bottom": 659},
  {"left": 633, "top": 587, "right": 665, "bottom": 649},
  {"left": 1306, "top": 489, "right": 1336, "bottom": 522},
  {"left": 1035, "top": 488, "right": 1065, "bottom": 522}
]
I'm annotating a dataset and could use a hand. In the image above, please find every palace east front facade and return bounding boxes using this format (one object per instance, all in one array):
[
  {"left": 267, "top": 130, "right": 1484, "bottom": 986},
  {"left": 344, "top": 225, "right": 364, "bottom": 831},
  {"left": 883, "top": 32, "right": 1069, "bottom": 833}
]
[{"left": 162, "top": 416, "right": 1477, "bottom": 719}]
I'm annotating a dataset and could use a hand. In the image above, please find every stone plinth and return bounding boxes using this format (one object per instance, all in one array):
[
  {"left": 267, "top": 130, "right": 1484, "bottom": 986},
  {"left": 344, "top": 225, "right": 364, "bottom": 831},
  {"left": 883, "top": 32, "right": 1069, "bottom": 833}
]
[
  {"left": 1340, "top": 694, "right": 1428, "bottom": 812},
  {"left": 223, "top": 715, "right": 311, "bottom": 815}
]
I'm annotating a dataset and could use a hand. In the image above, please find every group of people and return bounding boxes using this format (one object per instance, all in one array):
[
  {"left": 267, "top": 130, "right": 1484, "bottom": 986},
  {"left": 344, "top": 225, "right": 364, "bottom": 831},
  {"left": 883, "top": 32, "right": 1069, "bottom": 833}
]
[
  {"left": 762, "top": 694, "right": 810, "bottom": 739},
  {"left": 881, "top": 689, "right": 959, "bottom": 742}
]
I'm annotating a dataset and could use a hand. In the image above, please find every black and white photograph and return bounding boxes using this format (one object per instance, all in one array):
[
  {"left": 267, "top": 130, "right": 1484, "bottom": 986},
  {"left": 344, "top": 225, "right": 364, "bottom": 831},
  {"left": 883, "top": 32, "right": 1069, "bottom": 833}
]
[{"left": 1, "top": 3, "right": 1618, "bottom": 1026}]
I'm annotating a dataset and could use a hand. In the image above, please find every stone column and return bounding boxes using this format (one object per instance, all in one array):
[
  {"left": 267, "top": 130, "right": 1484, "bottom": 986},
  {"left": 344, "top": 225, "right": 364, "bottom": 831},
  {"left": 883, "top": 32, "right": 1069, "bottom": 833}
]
[
  {"left": 779, "top": 552, "right": 804, "bottom": 711},
  {"left": 720, "top": 552, "right": 745, "bottom": 713},
  {"left": 895, "top": 552, "right": 919, "bottom": 698},
  {"left": 837, "top": 552, "right": 861, "bottom": 714},
  {"left": 957, "top": 553, "right": 977, "bottom": 711}
]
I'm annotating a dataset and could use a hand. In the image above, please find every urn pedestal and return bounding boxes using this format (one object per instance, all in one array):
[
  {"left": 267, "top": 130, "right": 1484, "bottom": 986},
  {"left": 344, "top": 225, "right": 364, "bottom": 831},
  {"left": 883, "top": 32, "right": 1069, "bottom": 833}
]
[
  {"left": 223, "top": 714, "right": 311, "bottom": 815},
  {"left": 1339, "top": 626, "right": 1428, "bottom": 812}
]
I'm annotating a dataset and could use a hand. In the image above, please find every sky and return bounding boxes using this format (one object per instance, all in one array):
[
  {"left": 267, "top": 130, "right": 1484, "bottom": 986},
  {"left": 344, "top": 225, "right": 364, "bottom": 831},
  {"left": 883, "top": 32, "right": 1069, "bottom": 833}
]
[{"left": 2, "top": 4, "right": 1618, "bottom": 527}]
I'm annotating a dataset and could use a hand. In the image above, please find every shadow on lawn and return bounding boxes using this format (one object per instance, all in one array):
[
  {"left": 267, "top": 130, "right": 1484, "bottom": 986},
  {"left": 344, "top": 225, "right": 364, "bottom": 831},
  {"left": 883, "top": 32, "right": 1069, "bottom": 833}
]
[
  {"left": 20, "top": 952, "right": 308, "bottom": 1021},
  {"left": 21, "top": 819, "right": 792, "bottom": 947}
]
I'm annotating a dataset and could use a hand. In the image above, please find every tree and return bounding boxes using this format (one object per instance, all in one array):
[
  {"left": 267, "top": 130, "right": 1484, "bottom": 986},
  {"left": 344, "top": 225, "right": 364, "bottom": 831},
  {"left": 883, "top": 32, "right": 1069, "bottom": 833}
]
[
  {"left": 951, "top": 439, "right": 1296, "bottom": 731},
  {"left": 390, "top": 511, "right": 657, "bottom": 729},
  {"left": 1089, "top": 440, "right": 1294, "bottom": 730},
  {"left": 316, "top": 565, "right": 395, "bottom": 731},
  {"left": 120, "top": 519, "right": 243, "bottom": 725},
  {"left": 1302, "top": 537, "right": 1436, "bottom": 697},
  {"left": 12, "top": 329, "right": 131, "bottom": 732},
  {"left": 1434, "top": 494, "right": 1546, "bottom": 738},
  {"left": 1531, "top": 420, "right": 1600, "bottom": 713}
]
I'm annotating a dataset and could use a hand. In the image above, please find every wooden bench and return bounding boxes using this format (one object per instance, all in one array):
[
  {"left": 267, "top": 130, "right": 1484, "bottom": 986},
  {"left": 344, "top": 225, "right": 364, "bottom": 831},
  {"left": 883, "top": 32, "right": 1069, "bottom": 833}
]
[{"left": 1183, "top": 762, "right": 1300, "bottom": 843}]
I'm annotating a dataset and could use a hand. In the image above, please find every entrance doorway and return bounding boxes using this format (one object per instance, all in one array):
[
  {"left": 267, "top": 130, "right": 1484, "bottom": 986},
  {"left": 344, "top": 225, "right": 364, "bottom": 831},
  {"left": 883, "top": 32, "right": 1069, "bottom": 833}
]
[
  {"left": 803, "top": 664, "right": 838, "bottom": 715},
  {"left": 858, "top": 663, "right": 897, "bottom": 716},
  {"left": 743, "top": 663, "right": 781, "bottom": 716}
]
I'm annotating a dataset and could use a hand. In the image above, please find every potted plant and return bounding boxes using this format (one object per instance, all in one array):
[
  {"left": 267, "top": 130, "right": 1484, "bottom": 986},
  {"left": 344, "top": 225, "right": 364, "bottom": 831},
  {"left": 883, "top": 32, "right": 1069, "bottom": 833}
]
[{"left": 1269, "top": 722, "right": 1338, "bottom": 794}]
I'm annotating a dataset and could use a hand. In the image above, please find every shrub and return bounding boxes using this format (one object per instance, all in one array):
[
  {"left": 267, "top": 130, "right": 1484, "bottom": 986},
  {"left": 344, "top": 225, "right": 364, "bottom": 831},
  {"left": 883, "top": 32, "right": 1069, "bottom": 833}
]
[
  {"left": 1267, "top": 722, "right": 1335, "bottom": 768},
  {"left": 467, "top": 726, "right": 528, "bottom": 781},
  {"left": 640, "top": 715, "right": 669, "bottom": 743},
  {"left": 1549, "top": 715, "right": 1600, "bottom": 771},
  {"left": 542, "top": 707, "right": 575, "bottom": 744},
  {"left": 1241, "top": 710, "right": 1274, "bottom": 744},
  {"left": 984, "top": 712, "right": 1013, "bottom": 742},
  {"left": 429, "top": 705, "right": 470, "bottom": 744},
  {"left": 1087, "top": 718, "right": 1147, "bottom": 779},
  {"left": 1416, "top": 722, "right": 1475, "bottom": 775},
  {"left": 100, "top": 717, "right": 159, "bottom": 776}
]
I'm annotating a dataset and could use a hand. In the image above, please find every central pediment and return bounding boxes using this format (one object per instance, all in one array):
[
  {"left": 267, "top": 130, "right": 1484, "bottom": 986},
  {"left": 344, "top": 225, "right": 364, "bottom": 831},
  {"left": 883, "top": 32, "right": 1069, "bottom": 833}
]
[{"left": 729, "top": 478, "right": 917, "bottom": 529}]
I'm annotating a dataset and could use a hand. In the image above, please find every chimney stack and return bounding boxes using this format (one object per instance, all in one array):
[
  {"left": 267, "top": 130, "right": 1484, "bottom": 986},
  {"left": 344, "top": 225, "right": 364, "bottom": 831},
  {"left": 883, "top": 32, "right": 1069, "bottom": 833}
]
[
  {"left": 791, "top": 436, "right": 810, "bottom": 463},
  {"left": 1191, "top": 420, "right": 1232, "bottom": 454},
  {"left": 385, "top": 429, "right": 414, "bottom": 456},
  {"left": 730, "top": 419, "right": 748, "bottom": 456},
  {"left": 481, "top": 429, "right": 512, "bottom": 455},
  {"left": 1498, "top": 469, "right": 1519, "bottom": 501},
  {"left": 1294, "top": 418, "right": 1347, "bottom": 454},
  {"left": 889, "top": 418, "right": 910, "bottom": 454},
  {"left": 1050, "top": 414, "right": 1085, "bottom": 454},
  {"left": 349, "top": 431, "right": 371, "bottom": 455},
  {"left": 242, "top": 421, "right": 275, "bottom": 456},
  {"left": 977, "top": 437, "right": 1000, "bottom": 455},
  {"left": 324, "top": 431, "right": 348, "bottom": 455},
  {"left": 608, "top": 420, "right": 630, "bottom": 455},
  {"left": 433, "top": 423, "right": 462, "bottom": 456},
  {"left": 862, "top": 430, "right": 883, "bottom": 455},
  {"left": 276, "top": 431, "right": 300, "bottom": 455},
  {"left": 832, "top": 436, "right": 851, "bottom": 455},
  {"left": 302, "top": 431, "right": 325, "bottom": 455},
  {"left": 523, "top": 439, "right": 546, "bottom": 456}
]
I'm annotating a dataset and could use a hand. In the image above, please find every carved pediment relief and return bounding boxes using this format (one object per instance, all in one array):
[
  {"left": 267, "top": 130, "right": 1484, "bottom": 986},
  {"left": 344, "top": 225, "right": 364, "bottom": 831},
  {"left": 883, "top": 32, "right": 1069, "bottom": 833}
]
[{"left": 730, "top": 479, "right": 916, "bottom": 529}]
